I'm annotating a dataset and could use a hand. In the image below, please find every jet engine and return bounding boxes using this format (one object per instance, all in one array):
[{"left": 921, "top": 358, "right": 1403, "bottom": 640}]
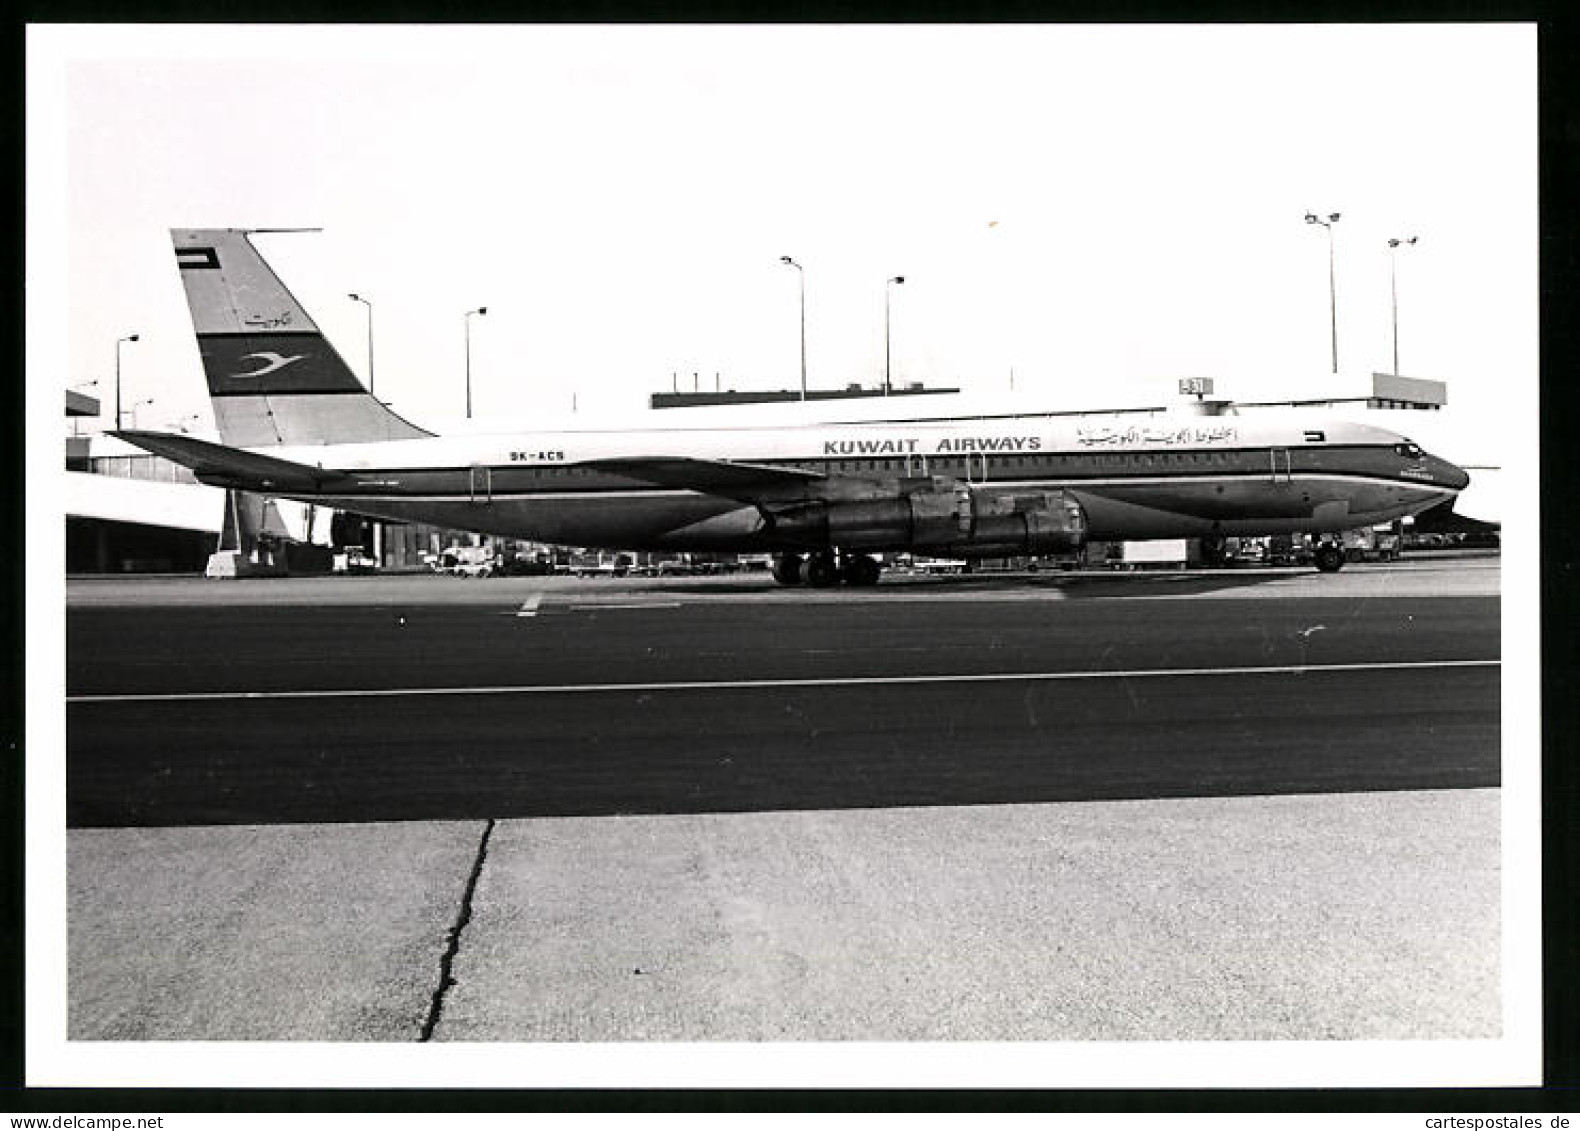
[{"left": 763, "top": 485, "right": 1086, "bottom": 555}]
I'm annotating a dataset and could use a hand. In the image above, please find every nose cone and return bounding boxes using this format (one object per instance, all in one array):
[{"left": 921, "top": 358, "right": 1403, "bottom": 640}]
[{"left": 1434, "top": 454, "right": 1471, "bottom": 491}]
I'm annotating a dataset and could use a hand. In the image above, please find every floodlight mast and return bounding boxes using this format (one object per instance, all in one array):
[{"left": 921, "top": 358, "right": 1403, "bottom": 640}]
[
  {"left": 884, "top": 275, "right": 905, "bottom": 395},
  {"left": 464, "top": 307, "right": 488, "bottom": 419},
  {"left": 1305, "top": 211, "right": 1341, "bottom": 373},
  {"left": 1387, "top": 236, "right": 1418, "bottom": 376},
  {"left": 780, "top": 257, "right": 807, "bottom": 401},
  {"left": 114, "top": 334, "right": 139, "bottom": 428},
  {"left": 348, "top": 294, "right": 374, "bottom": 395}
]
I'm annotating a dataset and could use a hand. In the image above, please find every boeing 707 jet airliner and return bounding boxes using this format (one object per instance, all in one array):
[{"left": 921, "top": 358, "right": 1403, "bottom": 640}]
[{"left": 115, "top": 228, "right": 1471, "bottom": 586}]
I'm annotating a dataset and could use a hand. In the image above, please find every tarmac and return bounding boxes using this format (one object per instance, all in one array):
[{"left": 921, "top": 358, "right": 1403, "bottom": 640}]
[
  {"left": 68, "top": 790, "right": 1499, "bottom": 1044},
  {"left": 49, "top": 555, "right": 1534, "bottom": 1089}
]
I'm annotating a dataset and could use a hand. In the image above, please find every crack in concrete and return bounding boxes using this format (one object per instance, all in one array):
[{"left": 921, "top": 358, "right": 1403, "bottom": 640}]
[{"left": 419, "top": 817, "right": 495, "bottom": 1041}]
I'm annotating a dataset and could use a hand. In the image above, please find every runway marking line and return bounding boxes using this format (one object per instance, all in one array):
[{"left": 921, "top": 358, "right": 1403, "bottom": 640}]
[
  {"left": 66, "top": 658, "right": 1500, "bottom": 704},
  {"left": 515, "top": 593, "right": 544, "bottom": 618},
  {"left": 569, "top": 601, "right": 684, "bottom": 611}
]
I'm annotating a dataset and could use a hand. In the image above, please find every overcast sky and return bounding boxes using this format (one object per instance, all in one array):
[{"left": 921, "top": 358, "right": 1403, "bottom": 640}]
[{"left": 32, "top": 23, "right": 1535, "bottom": 440}]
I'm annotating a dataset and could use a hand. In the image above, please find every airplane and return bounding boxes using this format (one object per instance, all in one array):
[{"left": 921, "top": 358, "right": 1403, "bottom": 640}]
[{"left": 113, "top": 227, "right": 1472, "bottom": 586}]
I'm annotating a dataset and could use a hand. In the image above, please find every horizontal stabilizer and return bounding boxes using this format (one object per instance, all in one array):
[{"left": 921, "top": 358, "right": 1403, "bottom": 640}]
[
  {"left": 578, "top": 456, "right": 825, "bottom": 501},
  {"left": 111, "top": 430, "right": 343, "bottom": 492}
]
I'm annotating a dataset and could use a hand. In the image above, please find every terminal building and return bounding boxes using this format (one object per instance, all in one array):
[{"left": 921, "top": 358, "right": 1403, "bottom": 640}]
[
  {"left": 65, "top": 391, "right": 222, "bottom": 574},
  {"left": 64, "top": 390, "right": 503, "bottom": 575}
]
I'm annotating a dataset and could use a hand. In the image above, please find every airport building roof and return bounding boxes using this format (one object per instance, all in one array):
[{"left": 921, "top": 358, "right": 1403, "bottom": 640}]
[
  {"left": 65, "top": 470, "right": 223, "bottom": 533},
  {"left": 1231, "top": 371, "right": 1446, "bottom": 411},
  {"left": 651, "top": 383, "right": 960, "bottom": 409},
  {"left": 66, "top": 389, "right": 100, "bottom": 417}
]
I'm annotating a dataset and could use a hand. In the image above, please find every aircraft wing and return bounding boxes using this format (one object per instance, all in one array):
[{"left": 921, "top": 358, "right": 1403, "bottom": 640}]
[
  {"left": 577, "top": 456, "right": 827, "bottom": 502},
  {"left": 111, "top": 430, "right": 344, "bottom": 492}
]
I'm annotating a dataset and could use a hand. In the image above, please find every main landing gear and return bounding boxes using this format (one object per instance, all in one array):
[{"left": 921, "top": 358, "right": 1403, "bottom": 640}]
[{"left": 772, "top": 550, "right": 882, "bottom": 588}]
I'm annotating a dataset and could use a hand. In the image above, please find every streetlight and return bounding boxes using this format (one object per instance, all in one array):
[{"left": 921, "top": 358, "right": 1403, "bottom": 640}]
[
  {"left": 1387, "top": 236, "right": 1418, "bottom": 376},
  {"left": 779, "top": 257, "right": 806, "bottom": 400},
  {"left": 114, "top": 333, "right": 139, "bottom": 428},
  {"left": 884, "top": 275, "right": 905, "bottom": 395},
  {"left": 1304, "top": 212, "right": 1341, "bottom": 373},
  {"left": 464, "top": 307, "right": 488, "bottom": 419},
  {"left": 129, "top": 397, "right": 154, "bottom": 429},
  {"left": 348, "top": 293, "right": 374, "bottom": 395}
]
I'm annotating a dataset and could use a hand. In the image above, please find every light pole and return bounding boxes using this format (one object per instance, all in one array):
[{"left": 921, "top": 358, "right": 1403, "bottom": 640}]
[
  {"left": 779, "top": 257, "right": 806, "bottom": 400},
  {"left": 1304, "top": 212, "right": 1341, "bottom": 373},
  {"left": 884, "top": 275, "right": 905, "bottom": 395},
  {"left": 114, "top": 334, "right": 139, "bottom": 428},
  {"left": 1387, "top": 236, "right": 1418, "bottom": 376},
  {"left": 348, "top": 293, "right": 374, "bottom": 395},
  {"left": 129, "top": 397, "right": 154, "bottom": 429},
  {"left": 464, "top": 307, "right": 487, "bottom": 419}
]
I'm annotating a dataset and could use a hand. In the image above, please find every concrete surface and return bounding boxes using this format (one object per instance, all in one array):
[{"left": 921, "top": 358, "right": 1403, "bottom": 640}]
[
  {"left": 61, "top": 558, "right": 1506, "bottom": 1046},
  {"left": 438, "top": 790, "right": 1499, "bottom": 1041},
  {"left": 58, "top": 787, "right": 1482, "bottom": 1043},
  {"left": 69, "top": 821, "right": 484, "bottom": 1040}
]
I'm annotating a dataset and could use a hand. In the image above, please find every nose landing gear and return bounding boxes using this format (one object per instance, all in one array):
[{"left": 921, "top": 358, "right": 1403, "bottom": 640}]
[
  {"left": 1313, "top": 543, "right": 1346, "bottom": 573},
  {"left": 803, "top": 551, "right": 840, "bottom": 588},
  {"left": 840, "top": 553, "right": 881, "bottom": 587}
]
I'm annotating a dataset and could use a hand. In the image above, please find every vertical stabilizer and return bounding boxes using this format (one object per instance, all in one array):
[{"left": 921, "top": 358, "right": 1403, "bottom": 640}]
[{"left": 172, "top": 229, "right": 432, "bottom": 447}]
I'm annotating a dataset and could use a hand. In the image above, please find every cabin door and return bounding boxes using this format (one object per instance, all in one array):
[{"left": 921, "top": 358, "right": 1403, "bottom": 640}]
[
  {"left": 469, "top": 465, "right": 493, "bottom": 504},
  {"left": 1269, "top": 448, "right": 1292, "bottom": 485}
]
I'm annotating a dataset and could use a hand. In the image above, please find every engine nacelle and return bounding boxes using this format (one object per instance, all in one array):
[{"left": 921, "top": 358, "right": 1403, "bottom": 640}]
[{"left": 765, "top": 486, "right": 1086, "bottom": 555}]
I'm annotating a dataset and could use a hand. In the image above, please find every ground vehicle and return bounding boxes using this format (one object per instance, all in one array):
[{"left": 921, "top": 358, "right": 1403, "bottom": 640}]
[
  {"left": 495, "top": 555, "right": 553, "bottom": 576},
  {"left": 1114, "top": 539, "right": 1189, "bottom": 568},
  {"left": 332, "top": 548, "right": 379, "bottom": 574},
  {"left": 1341, "top": 525, "right": 1402, "bottom": 563},
  {"left": 1266, "top": 534, "right": 1314, "bottom": 566},
  {"left": 438, "top": 545, "right": 497, "bottom": 577},
  {"left": 912, "top": 557, "right": 968, "bottom": 575}
]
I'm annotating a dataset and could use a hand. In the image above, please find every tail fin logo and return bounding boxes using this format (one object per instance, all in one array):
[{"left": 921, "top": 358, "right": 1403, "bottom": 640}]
[{"left": 231, "top": 351, "right": 308, "bottom": 378}]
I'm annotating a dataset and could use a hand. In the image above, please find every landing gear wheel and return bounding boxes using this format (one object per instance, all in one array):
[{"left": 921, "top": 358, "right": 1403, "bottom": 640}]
[
  {"left": 771, "top": 552, "right": 804, "bottom": 586},
  {"left": 841, "top": 553, "right": 882, "bottom": 587},
  {"left": 1314, "top": 545, "right": 1345, "bottom": 573},
  {"left": 803, "top": 552, "right": 840, "bottom": 588}
]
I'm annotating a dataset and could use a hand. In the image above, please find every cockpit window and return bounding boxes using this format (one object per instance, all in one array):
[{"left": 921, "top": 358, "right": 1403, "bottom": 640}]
[{"left": 1394, "top": 442, "right": 1424, "bottom": 459}]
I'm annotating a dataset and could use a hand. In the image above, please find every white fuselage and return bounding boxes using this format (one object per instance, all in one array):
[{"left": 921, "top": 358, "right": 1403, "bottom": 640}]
[{"left": 238, "top": 410, "right": 1469, "bottom": 553}]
